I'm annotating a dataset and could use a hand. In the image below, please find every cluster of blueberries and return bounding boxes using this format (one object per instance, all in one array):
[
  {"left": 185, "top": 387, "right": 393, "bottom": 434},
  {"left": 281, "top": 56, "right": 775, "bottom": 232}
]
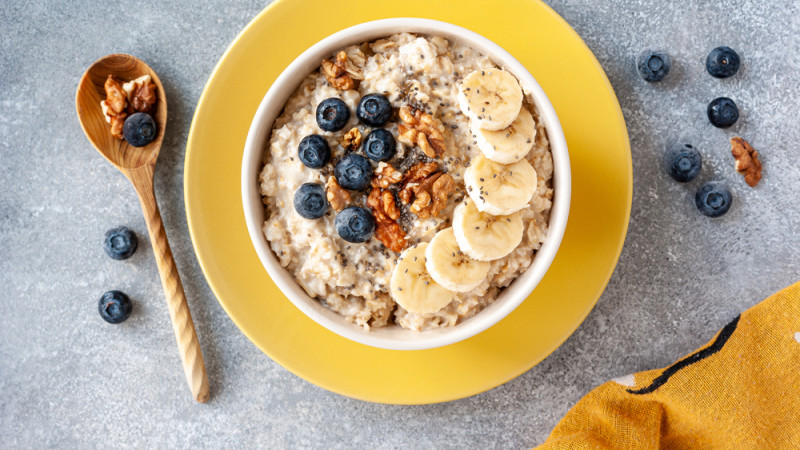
[
  {"left": 638, "top": 46, "right": 742, "bottom": 218},
  {"left": 293, "top": 93, "right": 397, "bottom": 243},
  {"left": 97, "top": 227, "right": 139, "bottom": 323},
  {"left": 638, "top": 46, "right": 741, "bottom": 129}
]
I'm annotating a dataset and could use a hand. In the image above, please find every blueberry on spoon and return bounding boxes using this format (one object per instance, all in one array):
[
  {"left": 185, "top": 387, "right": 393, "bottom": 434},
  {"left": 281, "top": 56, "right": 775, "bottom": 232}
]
[{"left": 123, "top": 112, "right": 157, "bottom": 147}]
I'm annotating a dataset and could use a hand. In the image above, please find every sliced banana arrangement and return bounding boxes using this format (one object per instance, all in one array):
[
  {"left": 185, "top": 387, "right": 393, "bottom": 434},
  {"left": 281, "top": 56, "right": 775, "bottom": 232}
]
[
  {"left": 453, "top": 198, "right": 524, "bottom": 261},
  {"left": 425, "top": 228, "right": 490, "bottom": 292},
  {"left": 387, "top": 68, "right": 540, "bottom": 315},
  {"left": 390, "top": 243, "right": 455, "bottom": 315}
]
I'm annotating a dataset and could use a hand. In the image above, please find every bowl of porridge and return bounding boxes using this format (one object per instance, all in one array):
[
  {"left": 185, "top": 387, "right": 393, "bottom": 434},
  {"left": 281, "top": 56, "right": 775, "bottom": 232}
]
[{"left": 242, "top": 18, "right": 570, "bottom": 350}]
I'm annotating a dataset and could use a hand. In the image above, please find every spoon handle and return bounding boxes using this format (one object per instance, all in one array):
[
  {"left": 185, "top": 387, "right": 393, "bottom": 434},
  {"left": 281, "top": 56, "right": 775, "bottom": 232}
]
[{"left": 129, "top": 165, "right": 210, "bottom": 403}]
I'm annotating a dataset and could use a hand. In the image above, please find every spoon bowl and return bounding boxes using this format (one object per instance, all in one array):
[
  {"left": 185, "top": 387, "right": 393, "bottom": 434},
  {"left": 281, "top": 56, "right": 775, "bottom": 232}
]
[
  {"left": 76, "top": 54, "right": 209, "bottom": 403},
  {"left": 76, "top": 53, "right": 167, "bottom": 170}
]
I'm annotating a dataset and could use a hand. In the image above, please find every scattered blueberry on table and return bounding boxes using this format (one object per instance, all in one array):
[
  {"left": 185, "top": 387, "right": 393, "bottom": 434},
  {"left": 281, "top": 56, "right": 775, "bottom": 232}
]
[
  {"left": 98, "top": 290, "right": 133, "bottom": 324},
  {"left": 356, "top": 93, "right": 392, "bottom": 127},
  {"left": 363, "top": 129, "right": 396, "bottom": 162},
  {"left": 123, "top": 112, "right": 157, "bottom": 147},
  {"left": 707, "top": 97, "right": 739, "bottom": 128},
  {"left": 298, "top": 134, "right": 331, "bottom": 168},
  {"left": 636, "top": 49, "right": 671, "bottom": 82},
  {"left": 695, "top": 181, "right": 733, "bottom": 217},
  {"left": 335, "top": 206, "right": 375, "bottom": 243},
  {"left": 316, "top": 98, "right": 350, "bottom": 132},
  {"left": 334, "top": 153, "right": 372, "bottom": 190},
  {"left": 706, "top": 46, "right": 740, "bottom": 79},
  {"left": 293, "top": 183, "right": 329, "bottom": 219},
  {"left": 664, "top": 143, "right": 702, "bottom": 182},
  {"left": 103, "top": 226, "right": 138, "bottom": 260}
]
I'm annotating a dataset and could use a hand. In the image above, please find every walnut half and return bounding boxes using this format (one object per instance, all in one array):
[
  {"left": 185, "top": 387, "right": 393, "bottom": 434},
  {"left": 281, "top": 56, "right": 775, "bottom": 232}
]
[{"left": 730, "top": 137, "right": 762, "bottom": 188}]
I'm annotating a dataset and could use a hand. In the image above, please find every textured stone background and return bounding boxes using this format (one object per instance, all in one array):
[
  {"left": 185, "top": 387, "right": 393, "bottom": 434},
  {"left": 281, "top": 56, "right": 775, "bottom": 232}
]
[{"left": 2, "top": 0, "right": 799, "bottom": 448}]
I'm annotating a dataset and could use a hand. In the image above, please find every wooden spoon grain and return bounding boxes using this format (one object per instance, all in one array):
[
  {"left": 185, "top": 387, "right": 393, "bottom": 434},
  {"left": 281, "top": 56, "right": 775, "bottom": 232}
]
[{"left": 76, "top": 53, "right": 209, "bottom": 403}]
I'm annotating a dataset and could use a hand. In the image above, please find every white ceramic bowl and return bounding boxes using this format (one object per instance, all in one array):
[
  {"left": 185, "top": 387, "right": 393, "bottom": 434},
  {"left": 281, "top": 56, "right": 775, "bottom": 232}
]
[{"left": 242, "top": 18, "right": 570, "bottom": 351}]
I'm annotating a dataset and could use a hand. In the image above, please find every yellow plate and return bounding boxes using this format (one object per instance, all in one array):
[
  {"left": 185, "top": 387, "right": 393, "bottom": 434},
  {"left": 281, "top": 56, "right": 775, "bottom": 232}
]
[{"left": 185, "top": 0, "right": 631, "bottom": 404}]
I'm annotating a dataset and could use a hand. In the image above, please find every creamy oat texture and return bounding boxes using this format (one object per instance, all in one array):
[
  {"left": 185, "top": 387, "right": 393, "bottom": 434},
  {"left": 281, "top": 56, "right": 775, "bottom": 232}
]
[{"left": 259, "top": 33, "right": 554, "bottom": 331}]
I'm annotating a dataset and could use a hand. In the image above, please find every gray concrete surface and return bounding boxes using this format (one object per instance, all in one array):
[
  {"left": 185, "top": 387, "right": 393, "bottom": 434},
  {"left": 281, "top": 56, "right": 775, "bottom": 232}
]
[{"left": 2, "top": 0, "right": 799, "bottom": 448}]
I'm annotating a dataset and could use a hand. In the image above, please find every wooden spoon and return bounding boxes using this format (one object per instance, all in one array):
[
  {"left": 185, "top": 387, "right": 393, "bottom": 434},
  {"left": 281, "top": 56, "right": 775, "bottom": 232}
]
[{"left": 76, "top": 54, "right": 209, "bottom": 403}]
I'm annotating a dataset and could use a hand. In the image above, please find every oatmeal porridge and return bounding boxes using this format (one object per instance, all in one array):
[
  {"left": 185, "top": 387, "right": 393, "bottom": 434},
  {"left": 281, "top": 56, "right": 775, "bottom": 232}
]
[{"left": 259, "top": 33, "right": 554, "bottom": 331}]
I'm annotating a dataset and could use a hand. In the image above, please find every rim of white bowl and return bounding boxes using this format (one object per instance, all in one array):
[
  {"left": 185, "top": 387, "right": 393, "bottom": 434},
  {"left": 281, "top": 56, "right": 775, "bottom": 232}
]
[{"left": 242, "top": 18, "right": 571, "bottom": 351}]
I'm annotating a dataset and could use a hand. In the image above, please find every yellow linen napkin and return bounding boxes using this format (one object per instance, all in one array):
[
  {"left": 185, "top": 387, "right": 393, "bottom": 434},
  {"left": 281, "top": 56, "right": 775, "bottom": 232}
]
[{"left": 539, "top": 281, "right": 800, "bottom": 449}]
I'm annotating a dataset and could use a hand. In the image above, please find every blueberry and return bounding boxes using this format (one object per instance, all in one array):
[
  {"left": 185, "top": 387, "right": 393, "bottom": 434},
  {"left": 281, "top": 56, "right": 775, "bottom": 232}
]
[
  {"left": 316, "top": 98, "right": 350, "bottom": 132},
  {"left": 695, "top": 181, "right": 733, "bottom": 217},
  {"left": 664, "top": 143, "right": 702, "bottom": 182},
  {"left": 362, "top": 129, "right": 396, "bottom": 162},
  {"left": 293, "top": 183, "right": 328, "bottom": 219},
  {"left": 637, "top": 50, "right": 671, "bottom": 82},
  {"left": 707, "top": 97, "right": 739, "bottom": 128},
  {"left": 334, "top": 153, "right": 372, "bottom": 190},
  {"left": 706, "top": 46, "right": 740, "bottom": 79},
  {"left": 103, "top": 226, "right": 138, "bottom": 260},
  {"left": 356, "top": 94, "right": 392, "bottom": 127},
  {"left": 123, "top": 112, "right": 157, "bottom": 147},
  {"left": 298, "top": 134, "right": 331, "bottom": 168},
  {"left": 335, "top": 207, "right": 375, "bottom": 243},
  {"left": 98, "top": 290, "right": 133, "bottom": 324}
]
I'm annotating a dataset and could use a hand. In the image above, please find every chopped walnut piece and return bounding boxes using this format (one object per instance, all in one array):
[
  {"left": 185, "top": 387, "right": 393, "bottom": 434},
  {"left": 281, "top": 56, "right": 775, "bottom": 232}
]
[
  {"left": 382, "top": 190, "right": 401, "bottom": 220},
  {"left": 367, "top": 187, "right": 407, "bottom": 253},
  {"left": 730, "top": 137, "right": 762, "bottom": 188},
  {"left": 373, "top": 162, "right": 403, "bottom": 188},
  {"left": 109, "top": 115, "right": 126, "bottom": 139},
  {"left": 127, "top": 78, "right": 157, "bottom": 114},
  {"left": 398, "top": 162, "right": 454, "bottom": 218},
  {"left": 430, "top": 173, "right": 455, "bottom": 216},
  {"left": 326, "top": 176, "right": 351, "bottom": 211},
  {"left": 341, "top": 127, "right": 362, "bottom": 150},
  {"left": 104, "top": 76, "right": 127, "bottom": 114},
  {"left": 102, "top": 76, "right": 128, "bottom": 139},
  {"left": 397, "top": 106, "right": 446, "bottom": 157},
  {"left": 321, "top": 51, "right": 362, "bottom": 91},
  {"left": 410, "top": 191, "right": 432, "bottom": 217}
]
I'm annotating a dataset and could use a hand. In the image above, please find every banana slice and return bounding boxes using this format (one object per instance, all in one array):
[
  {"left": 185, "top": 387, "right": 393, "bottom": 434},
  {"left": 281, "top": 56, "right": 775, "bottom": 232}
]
[
  {"left": 473, "top": 107, "right": 536, "bottom": 164},
  {"left": 424, "top": 228, "right": 490, "bottom": 292},
  {"left": 390, "top": 243, "right": 455, "bottom": 314},
  {"left": 453, "top": 198, "right": 524, "bottom": 261},
  {"left": 457, "top": 69, "right": 523, "bottom": 131},
  {"left": 464, "top": 154, "right": 537, "bottom": 216}
]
